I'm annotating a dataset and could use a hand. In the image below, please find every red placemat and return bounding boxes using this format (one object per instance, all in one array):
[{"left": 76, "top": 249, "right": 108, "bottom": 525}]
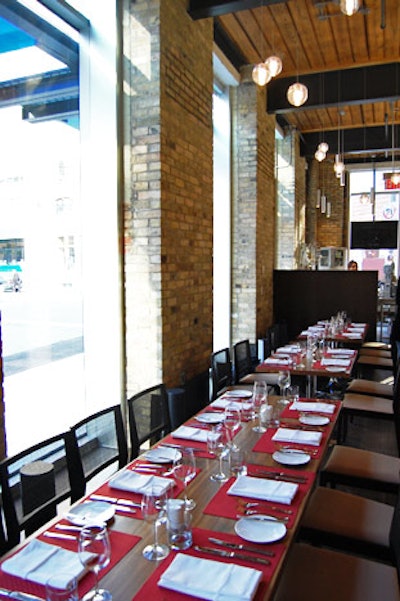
[
  {"left": 252, "top": 427, "right": 329, "bottom": 458},
  {"left": 132, "top": 527, "right": 285, "bottom": 601},
  {"left": 90, "top": 466, "right": 201, "bottom": 520},
  {"left": 280, "top": 398, "right": 340, "bottom": 420},
  {"left": 0, "top": 529, "right": 140, "bottom": 600},
  {"left": 203, "top": 468, "right": 315, "bottom": 528}
]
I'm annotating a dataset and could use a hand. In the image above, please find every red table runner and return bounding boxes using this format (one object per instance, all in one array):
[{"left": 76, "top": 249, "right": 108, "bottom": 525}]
[
  {"left": 203, "top": 468, "right": 315, "bottom": 528},
  {"left": 132, "top": 527, "right": 286, "bottom": 601},
  {"left": 252, "top": 426, "right": 330, "bottom": 458},
  {"left": 0, "top": 529, "right": 140, "bottom": 600}
]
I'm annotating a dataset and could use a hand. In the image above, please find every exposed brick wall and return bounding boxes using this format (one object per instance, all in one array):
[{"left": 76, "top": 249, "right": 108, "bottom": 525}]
[
  {"left": 231, "top": 77, "right": 275, "bottom": 344},
  {"left": 123, "top": 0, "right": 213, "bottom": 394},
  {"left": 307, "top": 158, "right": 348, "bottom": 248}
]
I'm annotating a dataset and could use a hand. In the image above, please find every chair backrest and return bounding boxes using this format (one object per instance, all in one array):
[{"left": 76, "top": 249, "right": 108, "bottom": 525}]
[
  {"left": 68, "top": 404, "right": 128, "bottom": 502},
  {"left": 0, "top": 431, "right": 76, "bottom": 550},
  {"left": 233, "top": 340, "right": 253, "bottom": 383},
  {"left": 210, "top": 348, "right": 233, "bottom": 400},
  {"left": 389, "top": 487, "right": 400, "bottom": 579},
  {"left": 392, "top": 359, "right": 400, "bottom": 455},
  {"left": 127, "top": 384, "right": 171, "bottom": 460}
]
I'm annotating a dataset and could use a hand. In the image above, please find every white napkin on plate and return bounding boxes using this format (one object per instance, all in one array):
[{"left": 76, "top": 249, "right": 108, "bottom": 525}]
[
  {"left": 227, "top": 475, "right": 298, "bottom": 505},
  {"left": 289, "top": 400, "right": 335, "bottom": 414},
  {"left": 211, "top": 398, "right": 252, "bottom": 411},
  {"left": 263, "top": 357, "right": 290, "bottom": 365},
  {"left": 109, "top": 470, "right": 173, "bottom": 495},
  {"left": 325, "top": 348, "right": 354, "bottom": 355},
  {"left": 321, "top": 357, "right": 350, "bottom": 367},
  {"left": 158, "top": 553, "right": 262, "bottom": 601},
  {"left": 272, "top": 427, "right": 322, "bottom": 447},
  {"left": 1, "top": 539, "right": 90, "bottom": 587},
  {"left": 341, "top": 332, "right": 361, "bottom": 338},
  {"left": 172, "top": 425, "right": 209, "bottom": 443}
]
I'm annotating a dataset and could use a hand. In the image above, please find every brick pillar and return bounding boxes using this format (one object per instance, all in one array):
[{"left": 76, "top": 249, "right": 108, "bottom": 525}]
[
  {"left": 123, "top": 0, "right": 213, "bottom": 394},
  {"left": 231, "top": 73, "right": 275, "bottom": 344}
]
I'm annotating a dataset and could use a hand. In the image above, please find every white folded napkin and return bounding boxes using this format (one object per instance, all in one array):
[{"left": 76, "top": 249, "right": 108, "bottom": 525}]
[
  {"left": 109, "top": 470, "right": 173, "bottom": 495},
  {"left": 290, "top": 400, "right": 335, "bottom": 414},
  {"left": 158, "top": 553, "right": 262, "bottom": 601},
  {"left": 171, "top": 425, "right": 209, "bottom": 443},
  {"left": 276, "top": 346, "right": 299, "bottom": 354},
  {"left": 272, "top": 427, "right": 322, "bottom": 447},
  {"left": 227, "top": 475, "right": 298, "bottom": 505},
  {"left": 325, "top": 348, "right": 354, "bottom": 355},
  {"left": 351, "top": 323, "right": 366, "bottom": 328},
  {"left": 341, "top": 332, "right": 361, "bottom": 338},
  {"left": 263, "top": 357, "right": 290, "bottom": 365},
  {"left": 211, "top": 398, "right": 252, "bottom": 411},
  {"left": 2, "top": 539, "right": 90, "bottom": 587},
  {"left": 321, "top": 357, "right": 350, "bottom": 367}
]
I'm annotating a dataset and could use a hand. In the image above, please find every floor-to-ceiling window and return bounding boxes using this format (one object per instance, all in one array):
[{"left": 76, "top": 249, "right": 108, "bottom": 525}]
[{"left": 0, "top": 1, "right": 122, "bottom": 455}]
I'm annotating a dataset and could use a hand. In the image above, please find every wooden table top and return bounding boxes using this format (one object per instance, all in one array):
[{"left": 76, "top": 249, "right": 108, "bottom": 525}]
[{"left": 0, "top": 394, "right": 341, "bottom": 601}]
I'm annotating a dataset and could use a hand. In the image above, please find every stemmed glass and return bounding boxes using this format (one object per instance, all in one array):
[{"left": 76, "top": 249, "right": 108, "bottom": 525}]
[
  {"left": 224, "top": 403, "right": 241, "bottom": 449},
  {"left": 252, "top": 381, "right": 267, "bottom": 433},
  {"left": 78, "top": 523, "right": 112, "bottom": 601},
  {"left": 207, "top": 425, "right": 229, "bottom": 482},
  {"left": 278, "top": 369, "right": 291, "bottom": 399},
  {"left": 141, "top": 484, "right": 170, "bottom": 561},
  {"left": 173, "top": 447, "right": 197, "bottom": 510}
]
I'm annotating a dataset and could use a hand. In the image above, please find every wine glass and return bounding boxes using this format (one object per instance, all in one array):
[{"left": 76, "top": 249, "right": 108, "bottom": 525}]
[
  {"left": 173, "top": 447, "right": 196, "bottom": 510},
  {"left": 224, "top": 403, "right": 241, "bottom": 449},
  {"left": 207, "top": 425, "right": 229, "bottom": 482},
  {"left": 252, "top": 381, "right": 267, "bottom": 433},
  {"left": 277, "top": 369, "right": 291, "bottom": 398},
  {"left": 141, "top": 484, "right": 170, "bottom": 561},
  {"left": 78, "top": 523, "right": 112, "bottom": 601}
]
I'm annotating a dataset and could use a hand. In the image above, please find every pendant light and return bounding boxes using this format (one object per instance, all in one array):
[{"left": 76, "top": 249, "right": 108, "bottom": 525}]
[
  {"left": 265, "top": 55, "right": 282, "bottom": 78},
  {"left": 252, "top": 3, "right": 282, "bottom": 87},
  {"left": 252, "top": 63, "right": 272, "bottom": 86},
  {"left": 287, "top": 82, "right": 308, "bottom": 107},
  {"left": 390, "top": 102, "right": 400, "bottom": 185},
  {"left": 340, "top": 0, "right": 360, "bottom": 16}
]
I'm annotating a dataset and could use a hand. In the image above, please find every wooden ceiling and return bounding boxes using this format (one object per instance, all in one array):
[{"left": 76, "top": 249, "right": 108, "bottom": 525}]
[{"left": 188, "top": 0, "right": 400, "bottom": 161}]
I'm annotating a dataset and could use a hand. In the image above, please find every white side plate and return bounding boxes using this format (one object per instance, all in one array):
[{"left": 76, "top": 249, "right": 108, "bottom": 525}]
[
  {"left": 272, "top": 449, "right": 311, "bottom": 466},
  {"left": 66, "top": 501, "right": 115, "bottom": 526},
  {"left": 235, "top": 515, "right": 287, "bottom": 543}
]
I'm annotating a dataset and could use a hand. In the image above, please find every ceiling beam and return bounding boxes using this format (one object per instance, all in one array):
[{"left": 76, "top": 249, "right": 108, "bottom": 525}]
[
  {"left": 302, "top": 124, "right": 400, "bottom": 158},
  {"left": 188, "top": 0, "right": 285, "bottom": 20},
  {"left": 267, "top": 63, "right": 400, "bottom": 114}
]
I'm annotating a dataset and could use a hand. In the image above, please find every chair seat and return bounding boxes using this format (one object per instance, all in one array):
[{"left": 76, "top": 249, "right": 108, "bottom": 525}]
[
  {"left": 273, "top": 542, "right": 400, "bottom": 601},
  {"left": 362, "top": 342, "right": 391, "bottom": 351},
  {"left": 342, "top": 392, "right": 393, "bottom": 415},
  {"left": 357, "top": 355, "right": 394, "bottom": 370},
  {"left": 359, "top": 348, "right": 393, "bottom": 359},
  {"left": 239, "top": 372, "right": 279, "bottom": 386},
  {"left": 320, "top": 445, "right": 400, "bottom": 492},
  {"left": 300, "top": 486, "right": 393, "bottom": 557},
  {"left": 346, "top": 378, "right": 393, "bottom": 398}
]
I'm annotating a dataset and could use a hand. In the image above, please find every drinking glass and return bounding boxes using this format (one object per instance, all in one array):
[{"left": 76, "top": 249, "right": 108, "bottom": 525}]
[
  {"left": 46, "top": 575, "right": 78, "bottom": 601},
  {"left": 207, "top": 425, "right": 229, "bottom": 482},
  {"left": 224, "top": 402, "right": 241, "bottom": 449},
  {"left": 141, "top": 484, "right": 170, "bottom": 561},
  {"left": 78, "top": 524, "right": 112, "bottom": 601},
  {"left": 173, "top": 447, "right": 196, "bottom": 510},
  {"left": 277, "top": 369, "right": 291, "bottom": 398},
  {"left": 229, "top": 447, "right": 247, "bottom": 477},
  {"left": 252, "top": 381, "right": 267, "bottom": 433}
]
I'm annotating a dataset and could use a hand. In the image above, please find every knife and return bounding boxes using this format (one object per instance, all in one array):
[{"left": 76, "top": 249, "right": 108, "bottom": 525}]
[
  {"left": 208, "top": 537, "right": 275, "bottom": 557},
  {"left": 250, "top": 471, "right": 307, "bottom": 484},
  {"left": 0, "top": 589, "right": 45, "bottom": 601},
  {"left": 160, "top": 444, "right": 202, "bottom": 454},
  {"left": 90, "top": 494, "right": 141, "bottom": 508},
  {"left": 194, "top": 546, "right": 270, "bottom": 566},
  {"left": 43, "top": 531, "right": 76, "bottom": 541}
]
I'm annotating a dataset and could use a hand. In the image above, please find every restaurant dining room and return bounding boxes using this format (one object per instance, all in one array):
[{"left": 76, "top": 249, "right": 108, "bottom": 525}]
[{"left": 0, "top": 0, "right": 400, "bottom": 599}]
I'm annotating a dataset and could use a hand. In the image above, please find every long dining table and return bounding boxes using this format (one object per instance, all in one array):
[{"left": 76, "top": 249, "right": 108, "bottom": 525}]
[{"left": 0, "top": 391, "right": 342, "bottom": 601}]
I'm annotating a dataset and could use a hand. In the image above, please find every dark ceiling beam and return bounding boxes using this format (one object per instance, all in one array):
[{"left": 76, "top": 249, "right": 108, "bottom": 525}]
[
  {"left": 188, "top": 0, "right": 285, "bottom": 20},
  {"left": 267, "top": 63, "right": 400, "bottom": 114},
  {"left": 302, "top": 124, "right": 400, "bottom": 158}
]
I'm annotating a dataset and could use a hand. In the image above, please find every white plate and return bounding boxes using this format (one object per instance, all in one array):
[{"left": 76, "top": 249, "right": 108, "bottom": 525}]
[
  {"left": 66, "top": 501, "right": 115, "bottom": 526},
  {"left": 144, "top": 446, "right": 182, "bottom": 464},
  {"left": 235, "top": 515, "right": 287, "bottom": 543},
  {"left": 272, "top": 449, "right": 311, "bottom": 466},
  {"left": 195, "top": 412, "right": 224, "bottom": 424},
  {"left": 325, "top": 366, "right": 346, "bottom": 372},
  {"left": 224, "top": 389, "right": 252, "bottom": 398},
  {"left": 299, "top": 415, "right": 330, "bottom": 426}
]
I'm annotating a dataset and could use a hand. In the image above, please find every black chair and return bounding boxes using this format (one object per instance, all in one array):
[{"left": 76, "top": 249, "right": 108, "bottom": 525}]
[
  {"left": 272, "top": 489, "right": 400, "bottom": 601},
  {"left": 127, "top": 384, "right": 171, "bottom": 460},
  {"left": 233, "top": 339, "right": 279, "bottom": 389},
  {"left": 68, "top": 404, "right": 128, "bottom": 501},
  {"left": 210, "top": 348, "right": 233, "bottom": 400},
  {"left": 0, "top": 431, "right": 77, "bottom": 550}
]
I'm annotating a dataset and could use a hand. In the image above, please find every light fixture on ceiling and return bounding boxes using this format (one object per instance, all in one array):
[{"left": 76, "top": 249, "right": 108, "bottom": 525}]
[
  {"left": 340, "top": 0, "right": 360, "bottom": 16},
  {"left": 334, "top": 108, "right": 345, "bottom": 178},
  {"left": 252, "top": 63, "right": 272, "bottom": 86},
  {"left": 287, "top": 82, "right": 308, "bottom": 107},
  {"left": 390, "top": 102, "right": 400, "bottom": 185},
  {"left": 318, "top": 141, "right": 329, "bottom": 154},
  {"left": 315, "top": 148, "right": 326, "bottom": 162},
  {"left": 265, "top": 55, "right": 282, "bottom": 78}
]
